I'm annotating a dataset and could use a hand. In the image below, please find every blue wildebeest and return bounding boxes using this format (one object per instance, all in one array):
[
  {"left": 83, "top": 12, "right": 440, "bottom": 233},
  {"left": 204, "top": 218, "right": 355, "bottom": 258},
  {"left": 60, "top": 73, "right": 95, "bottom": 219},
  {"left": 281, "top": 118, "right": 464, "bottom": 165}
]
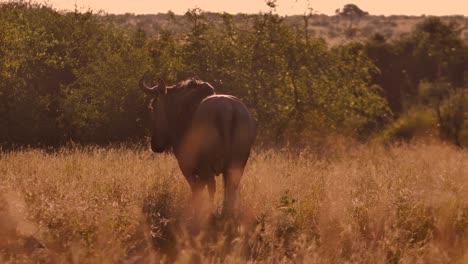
[{"left": 139, "top": 75, "right": 256, "bottom": 213}]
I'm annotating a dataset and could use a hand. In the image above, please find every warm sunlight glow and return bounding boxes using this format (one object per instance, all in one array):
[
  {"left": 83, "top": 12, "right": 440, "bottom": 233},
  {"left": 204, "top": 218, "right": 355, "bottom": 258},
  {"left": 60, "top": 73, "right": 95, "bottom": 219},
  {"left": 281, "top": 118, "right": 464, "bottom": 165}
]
[{"left": 48, "top": 0, "right": 467, "bottom": 15}]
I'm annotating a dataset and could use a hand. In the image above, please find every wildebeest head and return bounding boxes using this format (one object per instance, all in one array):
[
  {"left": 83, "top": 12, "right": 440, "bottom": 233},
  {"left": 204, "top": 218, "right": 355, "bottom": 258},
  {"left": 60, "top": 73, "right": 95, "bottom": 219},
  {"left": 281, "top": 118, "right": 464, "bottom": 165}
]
[
  {"left": 139, "top": 74, "right": 215, "bottom": 153},
  {"left": 139, "top": 75, "right": 170, "bottom": 153}
]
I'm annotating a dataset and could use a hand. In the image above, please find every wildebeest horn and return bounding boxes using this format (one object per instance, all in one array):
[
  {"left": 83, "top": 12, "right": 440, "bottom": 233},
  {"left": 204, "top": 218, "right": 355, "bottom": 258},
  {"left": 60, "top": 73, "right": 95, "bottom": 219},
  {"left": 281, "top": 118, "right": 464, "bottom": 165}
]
[{"left": 139, "top": 73, "right": 159, "bottom": 95}]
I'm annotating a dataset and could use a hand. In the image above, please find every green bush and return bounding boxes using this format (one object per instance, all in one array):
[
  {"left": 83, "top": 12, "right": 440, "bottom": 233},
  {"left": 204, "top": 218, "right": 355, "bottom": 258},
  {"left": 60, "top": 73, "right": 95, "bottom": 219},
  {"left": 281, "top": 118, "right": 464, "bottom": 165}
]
[
  {"left": 0, "top": 2, "right": 149, "bottom": 146},
  {"left": 0, "top": 3, "right": 391, "bottom": 147},
  {"left": 374, "top": 107, "right": 437, "bottom": 143}
]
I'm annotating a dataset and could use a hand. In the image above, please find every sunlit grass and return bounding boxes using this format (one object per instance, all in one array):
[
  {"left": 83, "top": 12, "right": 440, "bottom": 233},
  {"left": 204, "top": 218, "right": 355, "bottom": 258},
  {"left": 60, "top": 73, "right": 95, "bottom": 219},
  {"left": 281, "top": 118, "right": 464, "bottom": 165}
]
[{"left": 0, "top": 141, "right": 467, "bottom": 263}]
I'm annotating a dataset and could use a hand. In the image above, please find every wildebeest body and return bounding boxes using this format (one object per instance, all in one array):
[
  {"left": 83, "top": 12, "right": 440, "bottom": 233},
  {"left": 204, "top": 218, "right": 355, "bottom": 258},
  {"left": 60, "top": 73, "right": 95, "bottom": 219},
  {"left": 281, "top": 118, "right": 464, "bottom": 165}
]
[
  {"left": 139, "top": 76, "right": 256, "bottom": 212},
  {"left": 178, "top": 95, "right": 256, "bottom": 210}
]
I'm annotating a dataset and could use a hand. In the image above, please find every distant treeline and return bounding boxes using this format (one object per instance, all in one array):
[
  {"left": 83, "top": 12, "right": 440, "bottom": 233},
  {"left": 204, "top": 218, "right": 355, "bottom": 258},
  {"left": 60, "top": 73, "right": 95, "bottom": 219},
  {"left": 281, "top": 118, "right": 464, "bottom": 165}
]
[
  {"left": 108, "top": 12, "right": 468, "bottom": 43},
  {"left": 0, "top": 2, "right": 467, "bottom": 147}
]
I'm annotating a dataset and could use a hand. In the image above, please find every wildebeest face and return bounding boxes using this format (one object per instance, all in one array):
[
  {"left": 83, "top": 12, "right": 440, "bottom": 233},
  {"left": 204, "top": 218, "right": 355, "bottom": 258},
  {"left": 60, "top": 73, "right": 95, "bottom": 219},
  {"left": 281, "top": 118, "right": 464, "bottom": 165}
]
[
  {"left": 149, "top": 96, "right": 170, "bottom": 153},
  {"left": 139, "top": 74, "right": 170, "bottom": 152}
]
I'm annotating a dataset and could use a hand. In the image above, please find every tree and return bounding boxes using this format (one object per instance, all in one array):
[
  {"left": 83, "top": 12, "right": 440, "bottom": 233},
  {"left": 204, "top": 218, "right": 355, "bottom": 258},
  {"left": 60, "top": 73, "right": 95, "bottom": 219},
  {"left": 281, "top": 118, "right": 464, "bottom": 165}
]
[
  {"left": 0, "top": 2, "right": 391, "bottom": 147},
  {"left": 336, "top": 4, "right": 369, "bottom": 38},
  {"left": 364, "top": 34, "right": 408, "bottom": 115},
  {"left": 0, "top": 2, "right": 150, "bottom": 146},
  {"left": 363, "top": 17, "right": 468, "bottom": 146},
  {"left": 408, "top": 18, "right": 467, "bottom": 146}
]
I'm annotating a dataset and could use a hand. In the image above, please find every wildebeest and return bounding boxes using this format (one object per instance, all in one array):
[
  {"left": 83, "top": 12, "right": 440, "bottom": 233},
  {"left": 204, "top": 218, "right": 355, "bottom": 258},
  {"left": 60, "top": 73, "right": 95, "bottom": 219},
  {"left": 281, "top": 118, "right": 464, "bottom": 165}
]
[{"left": 139, "top": 74, "right": 256, "bottom": 213}]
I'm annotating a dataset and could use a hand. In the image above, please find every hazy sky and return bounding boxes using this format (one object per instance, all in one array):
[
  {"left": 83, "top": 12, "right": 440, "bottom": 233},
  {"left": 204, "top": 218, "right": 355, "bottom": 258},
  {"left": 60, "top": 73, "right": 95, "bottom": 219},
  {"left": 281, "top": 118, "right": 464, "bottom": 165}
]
[{"left": 46, "top": 0, "right": 467, "bottom": 16}]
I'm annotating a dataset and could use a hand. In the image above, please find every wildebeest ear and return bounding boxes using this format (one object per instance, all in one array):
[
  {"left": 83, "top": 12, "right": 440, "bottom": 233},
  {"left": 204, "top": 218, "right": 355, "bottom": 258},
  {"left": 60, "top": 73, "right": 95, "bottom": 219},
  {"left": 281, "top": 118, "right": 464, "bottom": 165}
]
[{"left": 158, "top": 79, "right": 167, "bottom": 94}]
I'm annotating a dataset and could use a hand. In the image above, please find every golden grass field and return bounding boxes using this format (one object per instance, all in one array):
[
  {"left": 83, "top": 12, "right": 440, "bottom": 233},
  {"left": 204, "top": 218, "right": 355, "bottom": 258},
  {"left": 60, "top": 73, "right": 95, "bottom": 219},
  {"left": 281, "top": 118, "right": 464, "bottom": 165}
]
[{"left": 1, "top": 139, "right": 467, "bottom": 263}]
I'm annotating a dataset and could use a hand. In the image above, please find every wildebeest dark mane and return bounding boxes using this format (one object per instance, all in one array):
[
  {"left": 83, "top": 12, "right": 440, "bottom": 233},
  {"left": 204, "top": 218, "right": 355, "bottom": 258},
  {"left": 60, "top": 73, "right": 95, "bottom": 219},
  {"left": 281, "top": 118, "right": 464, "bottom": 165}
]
[
  {"left": 164, "top": 78, "right": 216, "bottom": 150},
  {"left": 148, "top": 78, "right": 213, "bottom": 108},
  {"left": 167, "top": 78, "right": 206, "bottom": 93}
]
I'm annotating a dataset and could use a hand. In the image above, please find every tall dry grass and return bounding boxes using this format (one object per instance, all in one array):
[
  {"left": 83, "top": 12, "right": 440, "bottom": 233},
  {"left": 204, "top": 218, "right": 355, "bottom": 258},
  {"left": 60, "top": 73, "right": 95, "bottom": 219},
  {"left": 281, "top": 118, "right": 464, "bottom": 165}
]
[{"left": 0, "top": 141, "right": 467, "bottom": 263}]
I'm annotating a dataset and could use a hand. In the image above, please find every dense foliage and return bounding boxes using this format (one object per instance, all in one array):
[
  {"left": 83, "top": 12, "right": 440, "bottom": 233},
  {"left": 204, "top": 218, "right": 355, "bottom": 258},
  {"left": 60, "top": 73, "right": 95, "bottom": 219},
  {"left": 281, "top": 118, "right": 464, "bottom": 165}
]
[
  {"left": 0, "top": 2, "right": 466, "bottom": 147},
  {"left": 0, "top": 2, "right": 148, "bottom": 146},
  {"left": 364, "top": 18, "right": 468, "bottom": 145},
  {"left": 146, "top": 8, "right": 390, "bottom": 143}
]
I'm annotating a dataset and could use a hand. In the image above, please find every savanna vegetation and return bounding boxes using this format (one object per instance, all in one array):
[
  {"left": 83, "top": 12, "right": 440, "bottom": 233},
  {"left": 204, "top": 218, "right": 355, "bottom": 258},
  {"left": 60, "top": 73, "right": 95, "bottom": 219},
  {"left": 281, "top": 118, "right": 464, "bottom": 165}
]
[
  {"left": 1, "top": 1, "right": 467, "bottom": 147},
  {"left": 1, "top": 1, "right": 468, "bottom": 263},
  {"left": 1, "top": 141, "right": 467, "bottom": 263},
  {"left": 110, "top": 7, "right": 468, "bottom": 43}
]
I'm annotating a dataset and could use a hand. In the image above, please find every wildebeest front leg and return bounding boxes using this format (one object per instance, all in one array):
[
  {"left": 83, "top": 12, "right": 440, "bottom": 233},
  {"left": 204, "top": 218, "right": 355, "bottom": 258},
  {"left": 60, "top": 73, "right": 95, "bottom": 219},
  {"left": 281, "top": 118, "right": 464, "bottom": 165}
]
[
  {"left": 207, "top": 177, "right": 216, "bottom": 203},
  {"left": 223, "top": 166, "right": 244, "bottom": 214},
  {"left": 190, "top": 180, "right": 204, "bottom": 205},
  {"left": 206, "top": 176, "right": 217, "bottom": 213},
  {"left": 197, "top": 171, "right": 216, "bottom": 211}
]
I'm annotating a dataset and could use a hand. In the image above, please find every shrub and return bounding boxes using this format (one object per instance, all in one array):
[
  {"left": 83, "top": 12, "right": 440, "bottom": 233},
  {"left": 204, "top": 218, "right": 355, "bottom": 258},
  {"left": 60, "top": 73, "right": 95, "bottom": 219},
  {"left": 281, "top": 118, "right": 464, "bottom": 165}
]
[{"left": 375, "top": 107, "right": 437, "bottom": 143}]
